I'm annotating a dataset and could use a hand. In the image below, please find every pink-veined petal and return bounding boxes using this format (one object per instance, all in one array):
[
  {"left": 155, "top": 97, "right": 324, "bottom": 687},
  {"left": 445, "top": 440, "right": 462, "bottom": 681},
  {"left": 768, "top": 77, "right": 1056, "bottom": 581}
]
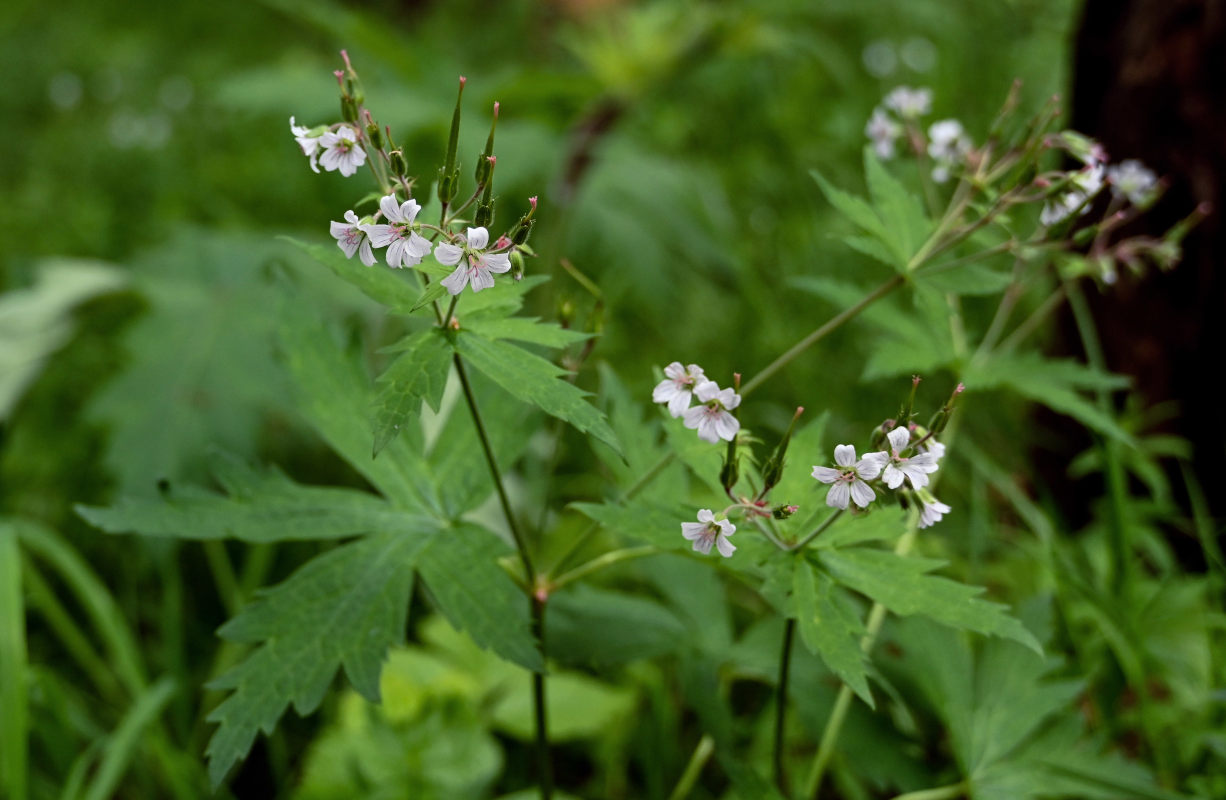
[
  {"left": 714, "top": 411, "right": 740, "bottom": 442},
  {"left": 363, "top": 224, "right": 398, "bottom": 248},
  {"left": 718, "top": 388, "right": 741, "bottom": 410},
  {"left": 826, "top": 481, "right": 851, "bottom": 510},
  {"left": 899, "top": 464, "right": 931, "bottom": 490},
  {"left": 682, "top": 406, "right": 705, "bottom": 431},
  {"left": 399, "top": 198, "right": 421, "bottom": 224},
  {"left": 406, "top": 232, "right": 433, "bottom": 258},
  {"left": 484, "top": 253, "right": 511, "bottom": 274},
  {"left": 666, "top": 389, "right": 691, "bottom": 418},
  {"left": 379, "top": 194, "right": 402, "bottom": 222},
  {"left": 690, "top": 532, "right": 715, "bottom": 555},
  {"left": 696, "top": 509, "right": 716, "bottom": 524},
  {"left": 434, "top": 242, "right": 463, "bottom": 266},
  {"left": 693, "top": 380, "right": 720, "bottom": 403},
  {"left": 833, "top": 444, "right": 857, "bottom": 467},
  {"left": 470, "top": 266, "right": 496, "bottom": 292},
  {"left": 466, "top": 226, "right": 489, "bottom": 250},
  {"left": 681, "top": 522, "right": 707, "bottom": 541},
  {"left": 652, "top": 380, "right": 679, "bottom": 404},
  {"left": 857, "top": 451, "right": 888, "bottom": 479},
  {"left": 386, "top": 238, "right": 407, "bottom": 268},
  {"left": 811, "top": 466, "right": 840, "bottom": 484},
  {"left": 663, "top": 362, "right": 686, "bottom": 381},
  {"left": 715, "top": 534, "right": 736, "bottom": 558},
  {"left": 358, "top": 239, "right": 376, "bottom": 267},
  {"left": 696, "top": 416, "right": 721, "bottom": 444},
  {"left": 886, "top": 426, "right": 910, "bottom": 454},
  {"left": 882, "top": 465, "right": 905, "bottom": 490},
  {"left": 850, "top": 479, "right": 876, "bottom": 508},
  {"left": 441, "top": 264, "right": 469, "bottom": 295},
  {"left": 329, "top": 220, "right": 350, "bottom": 239}
]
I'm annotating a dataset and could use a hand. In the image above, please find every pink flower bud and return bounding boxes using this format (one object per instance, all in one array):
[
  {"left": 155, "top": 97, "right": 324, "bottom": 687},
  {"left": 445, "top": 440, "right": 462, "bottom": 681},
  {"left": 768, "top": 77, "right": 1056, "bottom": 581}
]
[
  {"left": 493, "top": 101, "right": 500, "bottom": 117},
  {"left": 459, "top": 75, "right": 467, "bottom": 86},
  {"left": 529, "top": 196, "right": 538, "bottom": 209},
  {"left": 333, "top": 70, "right": 345, "bottom": 86}
]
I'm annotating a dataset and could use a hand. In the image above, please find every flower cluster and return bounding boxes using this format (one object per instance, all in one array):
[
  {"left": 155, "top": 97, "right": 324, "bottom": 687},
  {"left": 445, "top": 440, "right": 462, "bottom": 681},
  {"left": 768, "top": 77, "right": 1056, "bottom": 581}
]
[
  {"left": 653, "top": 362, "right": 741, "bottom": 444},
  {"left": 294, "top": 58, "right": 539, "bottom": 300},
  {"left": 865, "top": 87, "right": 973, "bottom": 183},
  {"left": 811, "top": 425, "right": 951, "bottom": 524},
  {"left": 1040, "top": 135, "right": 1160, "bottom": 227}
]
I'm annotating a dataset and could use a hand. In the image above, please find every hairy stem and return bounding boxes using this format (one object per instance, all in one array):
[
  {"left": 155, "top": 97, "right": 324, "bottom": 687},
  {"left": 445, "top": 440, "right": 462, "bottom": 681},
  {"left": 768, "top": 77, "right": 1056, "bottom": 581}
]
[{"left": 774, "top": 617, "right": 797, "bottom": 795}]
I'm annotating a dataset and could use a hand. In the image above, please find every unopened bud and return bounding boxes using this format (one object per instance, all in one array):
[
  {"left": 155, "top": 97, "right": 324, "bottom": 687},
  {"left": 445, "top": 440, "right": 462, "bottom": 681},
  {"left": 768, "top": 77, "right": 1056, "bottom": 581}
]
[
  {"left": 344, "top": 76, "right": 364, "bottom": 106},
  {"left": 389, "top": 150, "right": 407, "bottom": 177},
  {"left": 510, "top": 250, "right": 525, "bottom": 281},
  {"left": 475, "top": 200, "right": 494, "bottom": 228},
  {"left": 761, "top": 406, "right": 803, "bottom": 493},
  {"left": 512, "top": 218, "right": 534, "bottom": 245},
  {"left": 772, "top": 504, "right": 799, "bottom": 520},
  {"left": 341, "top": 95, "right": 358, "bottom": 123},
  {"left": 366, "top": 122, "right": 383, "bottom": 150}
]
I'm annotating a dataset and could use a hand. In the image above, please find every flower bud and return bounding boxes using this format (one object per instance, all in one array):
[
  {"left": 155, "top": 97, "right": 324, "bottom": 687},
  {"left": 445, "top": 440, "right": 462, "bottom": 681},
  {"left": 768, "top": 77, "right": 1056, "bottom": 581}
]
[
  {"left": 475, "top": 102, "right": 499, "bottom": 183},
  {"left": 340, "top": 95, "right": 359, "bottom": 123},
  {"left": 475, "top": 199, "right": 494, "bottom": 228},
  {"left": 365, "top": 122, "right": 383, "bottom": 150},
  {"left": 761, "top": 406, "right": 803, "bottom": 493},
  {"left": 389, "top": 150, "right": 408, "bottom": 177},
  {"left": 771, "top": 504, "right": 799, "bottom": 520},
  {"left": 512, "top": 218, "right": 534, "bottom": 245},
  {"left": 720, "top": 449, "right": 739, "bottom": 493},
  {"left": 344, "top": 76, "right": 364, "bottom": 106},
  {"left": 510, "top": 250, "right": 525, "bottom": 281}
]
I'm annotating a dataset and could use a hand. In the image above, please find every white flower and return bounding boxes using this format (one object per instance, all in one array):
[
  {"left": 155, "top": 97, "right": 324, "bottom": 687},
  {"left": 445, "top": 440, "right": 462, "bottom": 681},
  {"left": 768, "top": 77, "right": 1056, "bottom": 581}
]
[
  {"left": 1107, "top": 159, "right": 1158, "bottom": 206},
  {"left": 881, "top": 427, "right": 940, "bottom": 490},
  {"left": 865, "top": 107, "right": 902, "bottom": 159},
  {"left": 927, "top": 119, "right": 971, "bottom": 183},
  {"left": 318, "top": 125, "right": 366, "bottom": 177},
  {"left": 917, "top": 492, "right": 951, "bottom": 529},
  {"left": 681, "top": 509, "right": 736, "bottom": 557},
  {"left": 923, "top": 437, "right": 946, "bottom": 461},
  {"left": 1040, "top": 192, "right": 1089, "bottom": 226},
  {"left": 883, "top": 86, "right": 932, "bottom": 119},
  {"left": 329, "top": 210, "right": 376, "bottom": 266},
  {"left": 812, "top": 444, "right": 887, "bottom": 510},
  {"left": 435, "top": 227, "right": 512, "bottom": 294},
  {"left": 653, "top": 362, "right": 706, "bottom": 417},
  {"left": 682, "top": 380, "right": 741, "bottom": 444},
  {"left": 361, "top": 195, "right": 432, "bottom": 269},
  {"left": 290, "top": 116, "right": 322, "bottom": 173}
]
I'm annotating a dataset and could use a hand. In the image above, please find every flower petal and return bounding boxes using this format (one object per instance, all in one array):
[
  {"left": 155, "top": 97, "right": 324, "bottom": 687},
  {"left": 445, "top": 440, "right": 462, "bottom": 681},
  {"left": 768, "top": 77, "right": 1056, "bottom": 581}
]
[
  {"left": 882, "top": 465, "right": 904, "bottom": 490},
  {"left": 857, "top": 451, "right": 888, "bottom": 479},
  {"left": 379, "top": 194, "right": 402, "bottom": 222},
  {"left": 470, "top": 266, "right": 496, "bottom": 292},
  {"left": 440, "top": 264, "right": 469, "bottom": 295},
  {"left": 715, "top": 534, "right": 736, "bottom": 558},
  {"left": 434, "top": 242, "right": 463, "bottom": 266},
  {"left": 833, "top": 444, "right": 857, "bottom": 467},
  {"left": 826, "top": 481, "right": 851, "bottom": 510},
  {"left": 850, "top": 479, "right": 876, "bottom": 509},
  {"left": 666, "top": 389, "right": 691, "bottom": 418},
  {"left": 466, "top": 226, "right": 489, "bottom": 250},
  {"left": 886, "top": 426, "right": 910, "bottom": 454},
  {"left": 693, "top": 380, "right": 720, "bottom": 403},
  {"left": 484, "top": 253, "right": 512, "bottom": 274},
  {"left": 811, "top": 466, "right": 840, "bottom": 484}
]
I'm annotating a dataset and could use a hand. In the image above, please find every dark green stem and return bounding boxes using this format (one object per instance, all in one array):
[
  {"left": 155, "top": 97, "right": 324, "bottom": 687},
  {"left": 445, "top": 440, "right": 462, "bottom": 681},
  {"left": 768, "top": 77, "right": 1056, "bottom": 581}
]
[
  {"left": 531, "top": 595, "right": 553, "bottom": 800},
  {"left": 789, "top": 509, "right": 844, "bottom": 552},
  {"left": 774, "top": 617, "right": 797, "bottom": 795}
]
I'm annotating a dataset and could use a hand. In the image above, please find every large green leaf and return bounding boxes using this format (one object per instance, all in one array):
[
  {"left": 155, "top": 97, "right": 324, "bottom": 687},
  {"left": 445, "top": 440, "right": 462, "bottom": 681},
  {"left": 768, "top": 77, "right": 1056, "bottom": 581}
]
[
  {"left": 464, "top": 317, "right": 593, "bottom": 348},
  {"left": 416, "top": 524, "right": 543, "bottom": 672},
  {"left": 965, "top": 354, "right": 1134, "bottom": 446},
  {"left": 77, "top": 453, "right": 413, "bottom": 543},
  {"left": 284, "top": 237, "right": 422, "bottom": 315},
  {"left": 863, "top": 146, "right": 931, "bottom": 269},
  {"left": 279, "top": 310, "right": 440, "bottom": 514},
  {"left": 810, "top": 170, "right": 889, "bottom": 247},
  {"left": 571, "top": 499, "right": 690, "bottom": 551},
  {"left": 372, "top": 329, "right": 452, "bottom": 457},
  {"left": 451, "top": 331, "right": 622, "bottom": 457},
  {"left": 792, "top": 559, "right": 872, "bottom": 706},
  {"left": 819, "top": 549, "right": 1041, "bottom": 653},
  {"left": 205, "top": 529, "right": 435, "bottom": 786}
]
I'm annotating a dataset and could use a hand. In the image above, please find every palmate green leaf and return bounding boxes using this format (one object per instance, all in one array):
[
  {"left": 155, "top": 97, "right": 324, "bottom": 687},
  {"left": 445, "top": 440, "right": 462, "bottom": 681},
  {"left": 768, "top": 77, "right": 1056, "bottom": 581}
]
[
  {"left": 811, "top": 169, "right": 889, "bottom": 245},
  {"left": 372, "top": 329, "right": 452, "bottom": 457},
  {"left": 283, "top": 237, "right": 421, "bottom": 315},
  {"left": 863, "top": 146, "right": 931, "bottom": 268},
  {"left": 205, "top": 528, "right": 438, "bottom": 786},
  {"left": 917, "top": 261, "right": 1014, "bottom": 296},
  {"left": 417, "top": 523, "right": 543, "bottom": 672},
  {"left": 965, "top": 354, "right": 1134, "bottom": 446},
  {"left": 279, "top": 310, "right": 441, "bottom": 514},
  {"left": 464, "top": 317, "right": 593, "bottom": 348},
  {"left": 571, "top": 499, "right": 689, "bottom": 551},
  {"left": 76, "top": 453, "right": 412, "bottom": 543},
  {"left": 792, "top": 559, "right": 873, "bottom": 706},
  {"left": 819, "top": 548, "right": 1041, "bottom": 653},
  {"left": 451, "top": 331, "right": 623, "bottom": 458}
]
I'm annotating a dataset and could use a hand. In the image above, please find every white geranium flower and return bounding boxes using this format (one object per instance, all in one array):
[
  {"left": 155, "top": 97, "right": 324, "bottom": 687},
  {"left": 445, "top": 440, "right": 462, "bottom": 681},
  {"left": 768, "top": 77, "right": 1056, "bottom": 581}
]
[
  {"left": 812, "top": 444, "right": 888, "bottom": 510},
  {"left": 362, "top": 195, "right": 432, "bottom": 269},
  {"left": 865, "top": 107, "right": 902, "bottom": 159},
  {"left": 884, "top": 86, "right": 932, "bottom": 119},
  {"left": 318, "top": 125, "right": 366, "bottom": 177},
  {"left": 927, "top": 119, "right": 971, "bottom": 183},
  {"left": 1107, "top": 159, "right": 1158, "bottom": 206},
  {"left": 923, "top": 437, "right": 946, "bottom": 461},
  {"left": 682, "top": 380, "right": 741, "bottom": 444},
  {"left": 681, "top": 509, "right": 736, "bottom": 557},
  {"left": 435, "top": 226, "right": 512, "bottom": 294},
  {"left": 1040, "top": 191, "right": 1089, "bottom": 226},
  {"left": 653, "top": 362, "right": 706, "bottom": 417},
  {"left": 917, "top": 491, "right": 952, "bottom": 529},
  {"left": 290, "top": 116, "right": 321, "bottom": 173},
  {"left": 881, "top": 427, "right": 940, "bottom": 490},
  {"left": 329, "top": 210, "right": 376, "bottom": 266}
]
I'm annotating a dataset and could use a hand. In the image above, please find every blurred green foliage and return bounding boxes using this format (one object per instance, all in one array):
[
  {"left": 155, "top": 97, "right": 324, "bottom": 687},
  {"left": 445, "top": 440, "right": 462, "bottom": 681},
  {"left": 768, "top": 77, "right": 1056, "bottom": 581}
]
[{"left": 3, "top": 0, "right": 1222, "bottom": 798}]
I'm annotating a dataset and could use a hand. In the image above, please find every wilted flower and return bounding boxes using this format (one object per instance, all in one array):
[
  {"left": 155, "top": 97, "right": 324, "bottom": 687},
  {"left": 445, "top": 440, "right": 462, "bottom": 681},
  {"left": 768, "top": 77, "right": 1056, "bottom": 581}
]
[
  {"left": 812, "top": 444, "right": 887, "bottom": 510},
  {"left": 865, "top": 107, "right": 902, "bottom": 159},
  {"left": 436, "top": 226, "right": 512, "bottom": 294},
  {"left": 653, "top": 362, "right": 706, "bottom": 418},
  {"left": 881, "top": 427, "right": 940, "bottom": 490},
  {"left": 329, "top": 210, "right": 376, "bottom": 266},
  {"left": 362, "top": 194, "right": 432, "bottom": 268},
  {"left": 884, "top": 86, "right": 932, "bottom": 119},
  {"left": 318, "top": 125, "right": 366, "bottom": 177},
  {"left": 682, "top": 380, "right": 741, "bottom": 444},
  {"left": 681, "top": 509, "right": 736, "bottom": 557},
  {"left": 927, "top": 119, "right": 971, "bottom": 183},
  {"left": 1107, "top": 159, "right": 1159, "bottom": 206},
  {"left": 290, "top": 116, "right": 322, "bottom": 173},
  {"left": 917, "top": 491, "right": 951, "bottom": 529}
]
